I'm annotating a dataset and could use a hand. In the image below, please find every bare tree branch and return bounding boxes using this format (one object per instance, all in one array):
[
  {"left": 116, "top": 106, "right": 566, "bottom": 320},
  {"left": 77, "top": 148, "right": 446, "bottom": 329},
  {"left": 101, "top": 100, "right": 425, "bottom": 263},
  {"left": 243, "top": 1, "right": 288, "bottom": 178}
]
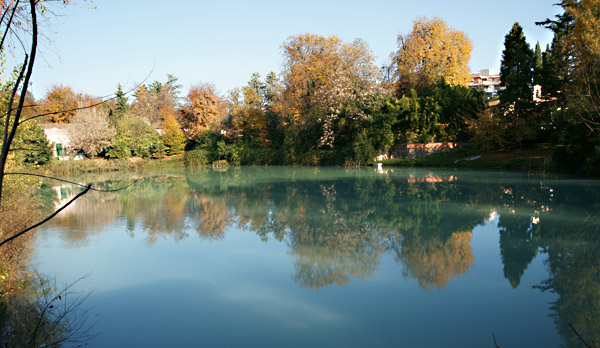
[
  {"left": 0, "top": 0, "right": 20, "bottom": 50},
  {"left": 17, "top": 62, "right": 156, "bottom": 125},
  {"left": 569, "top": 323, "right": 595, "bottom": 348},
  {"left": 5, "top": 172, "right": 139, "bottom": 192}
]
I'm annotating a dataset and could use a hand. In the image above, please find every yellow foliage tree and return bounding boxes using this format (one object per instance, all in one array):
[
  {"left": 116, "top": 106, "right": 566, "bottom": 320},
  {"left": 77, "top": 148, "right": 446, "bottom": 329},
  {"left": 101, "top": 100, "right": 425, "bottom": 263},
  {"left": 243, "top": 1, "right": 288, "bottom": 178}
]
[
  {"left": 393, "top": 17, "right": 472, "bottom": 93},
  {"left": 160, "top": 114, "right": 186, "bottom": 155},
  {"left": 179, "top": 83, "right": 226, "bottom": 138},
  {"left": 281, "top": 33, "right": 381, "bottom": 146}
]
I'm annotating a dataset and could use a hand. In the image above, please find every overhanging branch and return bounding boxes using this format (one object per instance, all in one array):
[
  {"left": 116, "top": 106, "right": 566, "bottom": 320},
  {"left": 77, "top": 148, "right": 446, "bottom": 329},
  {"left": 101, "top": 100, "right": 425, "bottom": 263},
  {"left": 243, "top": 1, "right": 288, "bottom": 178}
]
[{"left": 0, "top": 184, "right": 91, "bottom": 248}]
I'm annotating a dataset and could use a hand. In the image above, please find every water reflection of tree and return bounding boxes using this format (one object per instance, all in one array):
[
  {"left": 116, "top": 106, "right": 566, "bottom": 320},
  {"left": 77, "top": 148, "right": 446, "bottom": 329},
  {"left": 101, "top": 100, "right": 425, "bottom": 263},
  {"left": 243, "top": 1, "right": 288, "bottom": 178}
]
[
  {"left": 38, "top": 168, "right": 600, "bottom": 345},
  {"left": 493, "top": 181, "right": 600, "bottom": 346},
  {"left": 535, "top": 185, "right": 600, "bottom": 347},
  {"left": 187, "top": 168, "right": 483, "bottom": 290},
  {"left": 538, "top": 235, "right": 600, "bottom": 347},
  {"left": 498, "top": 212, "right": 540, "bottom": 288},
  {"left": 188, "top": 193, "right": 232, "bottom": 241},
  {"left": 119, "top": 175, "right": 190, "bottom": 244},
  {"left": 1, "top": 274, "right": 97, "bottom": 347},
  {"left": 0, "top": 183, "right": 95, "bottom": 346},
  {"left": 397, "top": 232, "right": 474, "bottom": 290}
]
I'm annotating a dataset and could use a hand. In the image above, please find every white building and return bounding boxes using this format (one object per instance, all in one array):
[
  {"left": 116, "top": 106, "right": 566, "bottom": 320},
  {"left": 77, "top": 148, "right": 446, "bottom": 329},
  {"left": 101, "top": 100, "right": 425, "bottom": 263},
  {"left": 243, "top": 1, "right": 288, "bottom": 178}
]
[
  {"left": 469, "top": 69, "right": 502, "bottom": 99},
  {"left": 40, "top": 123, "right": 82, "bottom": 160}
]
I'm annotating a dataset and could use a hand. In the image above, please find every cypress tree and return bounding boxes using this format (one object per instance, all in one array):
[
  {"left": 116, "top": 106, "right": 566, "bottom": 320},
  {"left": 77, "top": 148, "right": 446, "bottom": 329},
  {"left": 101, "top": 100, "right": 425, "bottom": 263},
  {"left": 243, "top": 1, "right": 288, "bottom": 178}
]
[
  {"left": 533, "top": 41, "right": 544, "bottom": 85},
  {"left": 499, "top": 23, "right": 534, "bottom": 110}
]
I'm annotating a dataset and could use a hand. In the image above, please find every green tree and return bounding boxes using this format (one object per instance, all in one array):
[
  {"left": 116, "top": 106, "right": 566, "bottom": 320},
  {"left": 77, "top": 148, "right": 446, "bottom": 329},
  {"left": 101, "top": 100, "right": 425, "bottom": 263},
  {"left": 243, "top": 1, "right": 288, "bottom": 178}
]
[
  {"left": 20, "top": 122, "right": 52, "bottom": 166},
  {"left": 105, "top": 113, "right": 162, "bottom": 159},
  {"left": 499, "top": 23, "right": 537, "bottom": 147},
  {"left": 160, "top": 115, "right": 186, "bottom": 156},
  {"left": 421, "top": 82, "right": 485, "bottom": 141},
  {"left": 533, "top": 41, "right": 544, "bottom": 85},
  {"left": 111, "top": 84, "right": 130, "bottom": 120},
  {"left": 499, "top": 23, "right": 534, "bottom": 110},
  {"left": 538, "top": 0, "right": 600, "bottom": 174}
]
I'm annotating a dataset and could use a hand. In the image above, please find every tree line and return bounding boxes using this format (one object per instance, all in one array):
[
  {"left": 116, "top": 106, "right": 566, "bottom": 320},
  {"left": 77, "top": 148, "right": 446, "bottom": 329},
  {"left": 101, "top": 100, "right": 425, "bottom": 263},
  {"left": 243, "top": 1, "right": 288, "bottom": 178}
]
[{"left": 3, "top": 2, "right": 599, "bottom": 174}]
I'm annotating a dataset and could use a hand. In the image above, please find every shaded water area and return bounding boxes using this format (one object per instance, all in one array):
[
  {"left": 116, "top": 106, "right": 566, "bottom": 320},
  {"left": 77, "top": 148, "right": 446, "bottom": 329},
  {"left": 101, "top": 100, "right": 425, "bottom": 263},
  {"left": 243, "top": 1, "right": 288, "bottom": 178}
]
[{"left": 32, "top": 167, "right": 600, "bottom": 347}]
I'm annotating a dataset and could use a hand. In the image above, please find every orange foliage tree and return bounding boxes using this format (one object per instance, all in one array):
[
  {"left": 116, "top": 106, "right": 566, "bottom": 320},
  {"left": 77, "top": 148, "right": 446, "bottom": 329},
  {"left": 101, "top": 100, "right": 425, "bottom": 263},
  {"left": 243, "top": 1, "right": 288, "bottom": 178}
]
[
  {"left": 179, "top": 83, "right": 226, "bottom": 138},
  {"left": 281, "top": 33, "right": 381, "bottom": 147},
  {"left": 39, "top": 84, "right": 94, "bottom": 123}
]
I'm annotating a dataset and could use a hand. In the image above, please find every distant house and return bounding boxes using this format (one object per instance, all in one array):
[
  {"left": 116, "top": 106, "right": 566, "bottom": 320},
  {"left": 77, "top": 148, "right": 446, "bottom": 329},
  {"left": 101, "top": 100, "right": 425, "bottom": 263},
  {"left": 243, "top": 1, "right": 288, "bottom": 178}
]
[
  {"left": 40, "top": 123, "right": 82, "bottom": 160},
  {"left": 469, "top": 69, "right": 501, "bottom": 99}
]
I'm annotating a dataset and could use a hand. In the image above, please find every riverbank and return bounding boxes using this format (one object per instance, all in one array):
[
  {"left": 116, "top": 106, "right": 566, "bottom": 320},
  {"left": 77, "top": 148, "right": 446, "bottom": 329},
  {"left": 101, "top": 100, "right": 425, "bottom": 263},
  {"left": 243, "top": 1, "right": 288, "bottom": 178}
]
[
  {"left": 38, "top": 155, "right": 186, "bottom": 175},
  {"left": 37, "top": 145, "right": 560, "bottom": 175},
  {"left": 378, "top": 145, "right": 556, "bottom": 173}
]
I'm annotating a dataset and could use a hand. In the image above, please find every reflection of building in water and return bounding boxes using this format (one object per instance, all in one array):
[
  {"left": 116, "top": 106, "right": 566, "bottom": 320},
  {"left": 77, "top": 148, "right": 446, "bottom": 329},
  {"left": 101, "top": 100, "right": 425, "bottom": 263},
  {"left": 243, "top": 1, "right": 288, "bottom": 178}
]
[{"left": 53, "top": 184, "right": 79, "bottom": 212}]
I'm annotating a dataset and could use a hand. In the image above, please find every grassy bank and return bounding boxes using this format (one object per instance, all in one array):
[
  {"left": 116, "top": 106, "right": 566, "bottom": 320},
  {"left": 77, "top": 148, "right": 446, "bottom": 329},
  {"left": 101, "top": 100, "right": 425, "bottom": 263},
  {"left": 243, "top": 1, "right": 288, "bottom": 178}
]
[
  {"left": 37, "top": 145, "right": 559, "bottom": 175},
  {"left": 39, "top": 155, "right": 185, "bottom": 176},
  {"left": 378, "top": 145, "right": 556, "bottom": 173}
]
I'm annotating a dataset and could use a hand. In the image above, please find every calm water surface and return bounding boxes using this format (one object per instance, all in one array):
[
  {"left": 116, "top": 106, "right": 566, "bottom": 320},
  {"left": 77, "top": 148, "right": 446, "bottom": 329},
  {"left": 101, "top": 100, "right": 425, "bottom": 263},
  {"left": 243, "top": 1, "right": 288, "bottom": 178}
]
[{"left": 33, "top": 167, "right": 600, "bottom": 347}]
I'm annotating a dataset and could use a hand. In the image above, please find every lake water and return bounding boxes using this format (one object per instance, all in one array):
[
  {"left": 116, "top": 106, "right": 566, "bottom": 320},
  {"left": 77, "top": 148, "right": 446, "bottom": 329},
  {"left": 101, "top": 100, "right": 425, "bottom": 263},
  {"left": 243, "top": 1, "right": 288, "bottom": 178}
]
[{"left": 32, "top": 167, "right": 600, "bottom": 347}]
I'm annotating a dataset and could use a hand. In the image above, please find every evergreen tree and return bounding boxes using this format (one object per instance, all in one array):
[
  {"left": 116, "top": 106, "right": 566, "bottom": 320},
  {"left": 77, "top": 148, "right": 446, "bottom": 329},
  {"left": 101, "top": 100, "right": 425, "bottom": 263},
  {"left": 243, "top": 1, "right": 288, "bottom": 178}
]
[
  {"left": 22, "top": 123, "right": 53, "bottom": 165},
  {"left": 533, "top": 41, "right": 544, "bottom": 85},
  {"left": 537, "top": 0, "right": 600, "bottom": 174},
  {"left": 500, "top": 23, "right": 534, "bottom": 110},
  {"left": 160, "top": 115, "right": 186, "bottom": 155},
  {"left": 112, "top": 84, "right": 130, "bottom": 119},
  {"left": 499, "top": 23, "right": 536, "bottom": 147}
]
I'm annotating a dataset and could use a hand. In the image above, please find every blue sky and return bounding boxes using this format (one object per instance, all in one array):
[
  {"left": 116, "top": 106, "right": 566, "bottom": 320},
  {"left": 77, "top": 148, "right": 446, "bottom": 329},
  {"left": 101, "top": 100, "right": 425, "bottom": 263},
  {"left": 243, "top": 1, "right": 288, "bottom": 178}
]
[{"left": 22, "top": 0, "right": 562, "bottom": 99}]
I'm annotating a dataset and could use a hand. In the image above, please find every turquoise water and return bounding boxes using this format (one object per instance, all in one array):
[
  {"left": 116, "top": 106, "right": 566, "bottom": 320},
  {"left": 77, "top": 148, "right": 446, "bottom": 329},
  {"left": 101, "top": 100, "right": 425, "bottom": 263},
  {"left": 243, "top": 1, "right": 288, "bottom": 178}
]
[{"left": 33, "top": 167, "right": 600, "bottom": 347}]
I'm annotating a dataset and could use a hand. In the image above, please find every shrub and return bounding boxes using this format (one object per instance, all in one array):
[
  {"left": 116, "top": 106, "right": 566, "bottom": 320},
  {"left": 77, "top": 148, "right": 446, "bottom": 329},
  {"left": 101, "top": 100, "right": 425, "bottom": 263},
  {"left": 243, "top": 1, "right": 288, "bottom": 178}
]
[{"left": 183, "top": 149, "right": 209, "bottom": 167}]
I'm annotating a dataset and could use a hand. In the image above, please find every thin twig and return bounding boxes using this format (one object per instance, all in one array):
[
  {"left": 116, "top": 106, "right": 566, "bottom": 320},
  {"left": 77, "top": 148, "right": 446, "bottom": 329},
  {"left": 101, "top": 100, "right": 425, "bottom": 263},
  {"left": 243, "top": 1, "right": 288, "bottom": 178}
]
[
  {"left": 18, "top": 62, "right": 156, "bottom": 125},
  {"left": 0, "top": 0, "right": 19, "bottom": 51},
  {"left": 5, "top": 172, "right": 140, "bottom": 192},
  {"left": 0, "top": 184, "right": 91, "bottom": 248},
  {"left": 569, "top": 323, "right": 594, "bottom": 348},
  {"left": 492, "top": 333, "right": 500, "bottom": 348}
]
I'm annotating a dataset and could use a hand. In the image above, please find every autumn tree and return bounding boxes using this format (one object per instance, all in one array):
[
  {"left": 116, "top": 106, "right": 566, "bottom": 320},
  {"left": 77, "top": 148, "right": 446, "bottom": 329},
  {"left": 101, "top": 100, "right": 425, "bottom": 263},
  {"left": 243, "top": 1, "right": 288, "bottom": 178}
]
[
  {"left": 132, "top": 74, "right": 181, "bottom": 125},
  {"left": 281, "top": 33, "right": 381, "bottom": 149},
  {"left": 160, "top": 114, "right": 186, "bottom": 155},
  {"left": 40, "top": 84, "right": 79, "bottom": 123},
  {"left": 393, "top": 17, "right": 472, "bottom": 94},
  {"left": 68, "top": 104, "right": 116, "bottom": 157},
  {"left": 179, "top": 83, "right": 226, "bottom": 138},
  {"left": 538, "top": 0, "right": 600, "bottom": 173},
  {"left": 226, "top": 73, "right": 283, "bottom": 145}
]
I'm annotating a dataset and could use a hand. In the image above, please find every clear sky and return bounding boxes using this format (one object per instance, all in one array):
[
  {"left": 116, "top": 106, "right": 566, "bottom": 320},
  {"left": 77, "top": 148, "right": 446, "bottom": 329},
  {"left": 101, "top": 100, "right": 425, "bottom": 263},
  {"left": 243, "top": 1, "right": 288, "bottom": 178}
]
[{"left": 20, "top": 0, "right": 562, "bottom": 100}]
